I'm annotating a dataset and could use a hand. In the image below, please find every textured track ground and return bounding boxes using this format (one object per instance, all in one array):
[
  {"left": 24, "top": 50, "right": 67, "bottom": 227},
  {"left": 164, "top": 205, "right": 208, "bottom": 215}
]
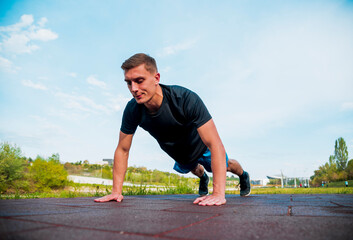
[{"left": 1, "top": 194, "right": 353, "bottom": 240}]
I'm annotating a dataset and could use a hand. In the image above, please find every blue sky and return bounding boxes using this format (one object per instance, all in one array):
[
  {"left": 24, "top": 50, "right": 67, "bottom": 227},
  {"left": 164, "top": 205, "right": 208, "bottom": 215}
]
[{"left": 1, "top": 0, "right": 352, "bottom": 179}]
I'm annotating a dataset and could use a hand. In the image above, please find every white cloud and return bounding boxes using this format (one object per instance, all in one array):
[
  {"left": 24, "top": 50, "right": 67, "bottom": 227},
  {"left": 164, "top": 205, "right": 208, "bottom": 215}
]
[
  {"left": 0, "top": 14, "right": 58, "bottom": 55},
  {"left": 21, "top": 79, "right": 47, "bottom": 90},
  {"left": 55, "top": 92, "right": 111, "bottom": 114},
  {"left": 55, "top": 91, "right": 129, "bottom": 116},
  {"left": 341, "top": 102, "right": 353, "bottom": 111},
  {"left": 0, "top": 56, "right": 20, "bottom": 73},
  {"left": 0, "top": 14, "right": 34, "bottom": 32},
  {"left": 31, "top": 115, "right": 66, "bottom": 133},
  {"left": 158, "top": 39, "right": 197, "bottom": 57},
  {"left": 67, "top": 72, "right": 77, "bottom": 78},
  {"left": 38, "top": 17, "right": 48, "bottom": 27},
  {"left": 78, "top": 96, "right": 110, "bottom": 113},
  {"left": 108, "top": 95, "right": 130, "bottom": 112},
  {"left": 48, "top": 109, "right": 88, "bottom": 122},
  {"left": 29, "top": 28, "right": 58, "bottom": 41},
  {"left": 86, "top": 75, "right": 106, "bottom": 89},
  {"left": 2, "top": 34, "right": 39, "bottom": 54}
]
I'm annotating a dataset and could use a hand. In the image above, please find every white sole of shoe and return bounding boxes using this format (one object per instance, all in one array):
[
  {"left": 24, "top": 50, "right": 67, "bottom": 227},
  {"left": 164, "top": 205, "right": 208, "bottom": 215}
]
[{"left": 240, "top": 189, "right": 251, "bottom": 197}]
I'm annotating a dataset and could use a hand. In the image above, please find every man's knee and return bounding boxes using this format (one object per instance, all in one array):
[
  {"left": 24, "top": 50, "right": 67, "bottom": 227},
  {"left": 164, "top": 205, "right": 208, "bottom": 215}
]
[
  {"left": 227, "top": 159, "right": 237, "bottom": 171},
  {"left": 226, "top": 159, "right": 233, "bottom": 171},
  {"left": 191, "top": 163, "right": 202, "bottom": 172},
  {"left": 191, "top": 164, "right": 204, "bottom": 177}
]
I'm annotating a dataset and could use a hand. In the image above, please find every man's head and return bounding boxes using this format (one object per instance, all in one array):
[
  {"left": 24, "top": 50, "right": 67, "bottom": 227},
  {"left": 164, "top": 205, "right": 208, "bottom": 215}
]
[
  {"left": 122, "top": 53, "right": 161, "bottom": 105},
  {"left": 121, "top": 53, "right": 158, "bottom": 74}
]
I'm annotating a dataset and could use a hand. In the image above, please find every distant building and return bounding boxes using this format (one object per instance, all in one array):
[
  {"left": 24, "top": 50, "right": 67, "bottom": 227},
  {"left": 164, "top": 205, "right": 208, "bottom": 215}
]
[
  {"left": 267, "top": 175, "right": 310, "bottom": 188},
  {"left": 103, "top": 159, "right": 113, "bottom": 166},
  {"left": 251, "top": 179, "right": 270, "bottom": 186}
]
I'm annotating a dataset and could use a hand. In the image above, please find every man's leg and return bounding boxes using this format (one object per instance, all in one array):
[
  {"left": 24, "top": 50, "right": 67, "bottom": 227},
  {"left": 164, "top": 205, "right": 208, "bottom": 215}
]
[
  {"left": 226, "top": 159, "right": 243, "bottom": 176},
  {"left": 173, "top": 161, "right": 209, "bottom": 196},
  {"left": 227, "top": 159, "right": 251, "bottom": 196},
  {"left": 191, "top": 164, "right": 209, "bottom": 196},
  {"left": 191, "top": 163, "right": 204, "bottom": 177}
]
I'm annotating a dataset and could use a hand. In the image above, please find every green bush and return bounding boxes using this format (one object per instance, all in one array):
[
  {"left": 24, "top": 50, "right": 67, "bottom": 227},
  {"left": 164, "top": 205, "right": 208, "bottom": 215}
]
[
  {"left": 102, "top": 165, "right": 113, "bottom": 179},
  {"left": 29, "top": 155, "right": 68, "bottom": 191},
  {"left": 0, "top": 142, "right": 26, "bottom": 193}
]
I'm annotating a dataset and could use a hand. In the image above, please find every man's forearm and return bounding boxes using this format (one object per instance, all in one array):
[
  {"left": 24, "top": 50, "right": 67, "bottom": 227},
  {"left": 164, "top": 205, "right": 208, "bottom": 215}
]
[
  {"left": 210, "top": 145, "right": 227, "bottom": 196},
  {"left": 112, "top": 148, "right": 129, "bottom": 194}
]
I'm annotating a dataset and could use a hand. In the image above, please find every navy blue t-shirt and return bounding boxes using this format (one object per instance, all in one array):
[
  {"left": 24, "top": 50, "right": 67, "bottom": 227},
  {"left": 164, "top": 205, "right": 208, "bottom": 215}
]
[{"left": 120, "top": 84, "right": 212, "bottom": 165}]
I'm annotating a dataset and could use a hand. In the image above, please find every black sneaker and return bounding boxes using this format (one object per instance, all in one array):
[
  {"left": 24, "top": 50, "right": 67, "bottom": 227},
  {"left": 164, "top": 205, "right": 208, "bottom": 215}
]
[
  {"left": 199, "top": 173, "right": 209, "bottom": 196},
  {"left": 239, "top": 171, "right": 251, "bottom": 196}
]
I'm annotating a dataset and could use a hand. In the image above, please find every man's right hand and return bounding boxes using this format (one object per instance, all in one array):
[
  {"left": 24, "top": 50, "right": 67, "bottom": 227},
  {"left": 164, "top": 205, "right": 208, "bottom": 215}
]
[{"left": 94, "top": 193, "right": 124, "bottom": 203}]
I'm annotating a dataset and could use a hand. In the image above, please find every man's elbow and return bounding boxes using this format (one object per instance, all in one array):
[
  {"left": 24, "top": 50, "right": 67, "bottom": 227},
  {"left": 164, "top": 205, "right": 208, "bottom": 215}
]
[{"left": 209, "top": 142, "right": 226, "bottom": 154}]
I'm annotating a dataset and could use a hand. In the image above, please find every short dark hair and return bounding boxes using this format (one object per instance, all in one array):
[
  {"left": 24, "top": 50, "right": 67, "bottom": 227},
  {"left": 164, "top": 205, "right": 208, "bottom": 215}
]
[{"left": 121, "top": 53, "right": 158, "bottom": 74}]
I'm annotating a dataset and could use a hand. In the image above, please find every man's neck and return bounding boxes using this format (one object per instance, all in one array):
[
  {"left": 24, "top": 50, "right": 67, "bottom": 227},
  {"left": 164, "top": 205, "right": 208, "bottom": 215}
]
[{"left": 144, "top": 85, "right": 163, "bottom": 114}]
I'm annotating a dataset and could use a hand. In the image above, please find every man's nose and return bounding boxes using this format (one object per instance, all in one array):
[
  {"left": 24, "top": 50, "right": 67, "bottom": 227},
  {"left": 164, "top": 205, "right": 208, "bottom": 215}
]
[{"left": 131, "top": 82, "right": 138, "bottom": 92}]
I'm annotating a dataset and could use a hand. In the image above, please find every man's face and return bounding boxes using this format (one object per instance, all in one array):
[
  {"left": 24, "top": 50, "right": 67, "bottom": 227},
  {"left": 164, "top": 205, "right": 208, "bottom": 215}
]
[{"left": 124, "top": 64, "right": 160, "bottom": 104}]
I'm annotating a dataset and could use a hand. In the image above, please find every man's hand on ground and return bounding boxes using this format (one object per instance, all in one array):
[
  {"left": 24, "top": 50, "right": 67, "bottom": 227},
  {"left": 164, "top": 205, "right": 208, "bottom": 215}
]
[
  {"left": 193, "top": 194, "right": 226, "bottom": 206},
  {"left": 94, "top": 193, "right": 124, "bottom": 203}
]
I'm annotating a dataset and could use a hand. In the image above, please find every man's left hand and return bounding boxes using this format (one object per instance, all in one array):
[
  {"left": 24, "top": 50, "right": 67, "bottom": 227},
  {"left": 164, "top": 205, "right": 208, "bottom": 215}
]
[{"left": 193, "top": 194, "right": 226, "bottom": 206}]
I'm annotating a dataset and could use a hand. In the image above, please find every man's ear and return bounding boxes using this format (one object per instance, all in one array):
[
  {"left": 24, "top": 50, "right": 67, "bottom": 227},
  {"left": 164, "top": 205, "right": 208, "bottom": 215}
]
[{"left": 154, "top": 73, "right": 160, "bottom": 85}]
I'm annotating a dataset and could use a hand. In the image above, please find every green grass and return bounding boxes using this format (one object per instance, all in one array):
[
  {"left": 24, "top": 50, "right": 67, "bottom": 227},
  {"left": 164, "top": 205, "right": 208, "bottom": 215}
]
[
  {"left": 123, "top": 184, "right": 194, "bottom": 196},
  {"left": 326, "top": 180, "right": 353, "bottom": 188},
  {"left": 226, "top": 187, "right": 353, "bottom": 195},
  {"left": 0, "top": 183, "right": 196, "bottom": 199},
  {"left": 1, "top": 184, "right": 353, "bottom": 200}
]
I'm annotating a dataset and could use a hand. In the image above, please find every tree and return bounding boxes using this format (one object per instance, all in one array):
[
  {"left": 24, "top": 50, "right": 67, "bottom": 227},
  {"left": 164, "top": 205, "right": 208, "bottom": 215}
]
[
  {"left": 334, "top": 137, "right": 348, "bottom": 171},
  {"left": 30, "top": 155, "right": 68, "bottom": 191},
  {"left": 346, "top": 159, "right": 353, "bottom": 180},
  {"left": 48, "top": 153, "right": 60, "bottom": 164},
  {"left": 311, "top": 155, "right": 339, "bottom": 186},
  {"left": 311, "top": 137, "right": 350, "bottom": 186},
  {"left": 0, "top": 142, "right": 26, "bottom": 192},
  {"left": 328, "top": 155, "right": 336, "bottom": 168},
  {"left": 74, "top": 160, "right": 82, "bottom": 165}
]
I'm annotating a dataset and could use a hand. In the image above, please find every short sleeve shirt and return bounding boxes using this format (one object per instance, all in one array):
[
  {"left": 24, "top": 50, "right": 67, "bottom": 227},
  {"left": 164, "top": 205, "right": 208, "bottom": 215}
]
[{"left": 120, "top": 84, "right": 212, "bottom": 165}]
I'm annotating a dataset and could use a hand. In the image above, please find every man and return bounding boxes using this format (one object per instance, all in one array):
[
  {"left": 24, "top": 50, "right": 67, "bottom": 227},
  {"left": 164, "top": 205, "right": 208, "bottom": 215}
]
[{"left": 95, "top": 53, "right": 250, "bottom": 206}]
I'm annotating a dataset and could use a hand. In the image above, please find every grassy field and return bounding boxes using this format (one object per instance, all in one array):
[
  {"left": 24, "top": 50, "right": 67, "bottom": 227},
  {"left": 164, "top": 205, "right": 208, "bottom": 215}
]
[
  {"left": 1, "top": 182, "right": 353, "bottom": 199},
  {"left": 227, "top": 187, "right": 353, "bottom": 195},
  {"left": 326, "top": 179, "right": 353, "bottom": 188},
  {"left": 0, "top": 183, "right": 196, "bottom": 200}
]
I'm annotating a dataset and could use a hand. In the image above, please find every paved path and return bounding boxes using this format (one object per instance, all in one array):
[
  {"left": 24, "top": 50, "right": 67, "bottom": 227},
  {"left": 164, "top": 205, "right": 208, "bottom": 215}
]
[{"left": 1, "top": 194, "right": 353, "bottom": 240}]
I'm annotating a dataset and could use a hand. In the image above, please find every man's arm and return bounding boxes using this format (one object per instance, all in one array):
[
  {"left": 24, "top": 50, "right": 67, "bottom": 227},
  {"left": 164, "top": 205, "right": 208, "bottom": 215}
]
[
  {"left": 193, "top": 119, "right": 227, "bottom": 206},
  {"left": 94, "top": 131, "right": 133, "bottom": 202}
]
